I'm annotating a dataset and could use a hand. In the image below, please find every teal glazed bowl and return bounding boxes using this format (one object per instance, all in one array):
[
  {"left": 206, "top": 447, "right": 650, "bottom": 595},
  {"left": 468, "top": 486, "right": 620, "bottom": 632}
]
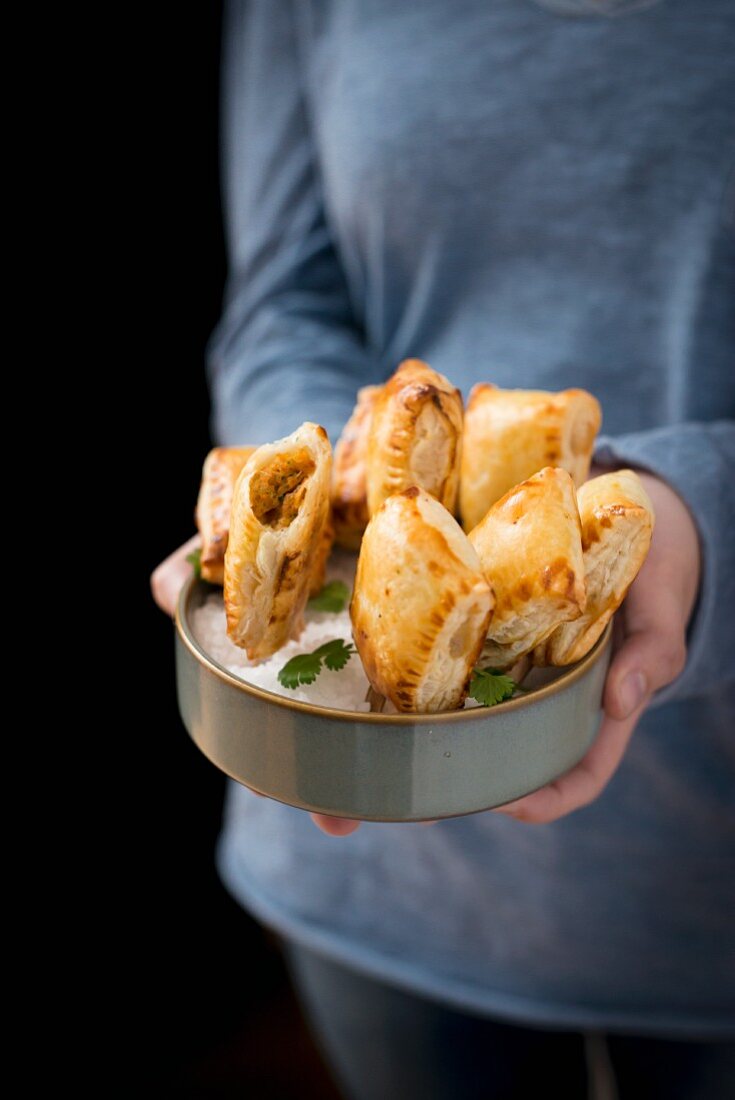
[{"left": 175, "top": 578, "right": 612, "bottom": 822}]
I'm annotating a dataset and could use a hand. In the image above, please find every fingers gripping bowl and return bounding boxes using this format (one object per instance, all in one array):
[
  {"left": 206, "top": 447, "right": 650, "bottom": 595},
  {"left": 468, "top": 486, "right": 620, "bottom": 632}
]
[{"left": 173, "top": 360, "right": 651, "bottom": 821}]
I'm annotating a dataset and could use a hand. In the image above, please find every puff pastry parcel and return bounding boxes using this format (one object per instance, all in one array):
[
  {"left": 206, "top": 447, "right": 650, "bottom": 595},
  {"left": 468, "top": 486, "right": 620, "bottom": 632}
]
[
  {"left": 196, "top": 446, "right": 256, "bottom": 584},
  {"left": 460, "top": 385, "right": 601, "bottom": 531},
  {"left": 224, "top": 423, "right": 332, "bottom": 660},
  {"left": 331, "top": 385, "right": 382, "bottom": 550},
  {"left": 309, "top": 511, "right": 335, "bottom": 596},
  {"left": 468, "top": 467, "right": 586, "bottom": 670},
  {"left": 366, "top": 360, "right": 463, "bottom": 517},
  {"left": 537, "top": 470, "right": 654, "bottom": 666},
  {"left": 351, "top": 487, "right": 494, "bottom": 713}
]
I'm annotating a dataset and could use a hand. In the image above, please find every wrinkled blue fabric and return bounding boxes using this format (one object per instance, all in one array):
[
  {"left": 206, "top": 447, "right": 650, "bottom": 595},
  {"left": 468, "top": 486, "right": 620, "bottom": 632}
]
[{"left": 208, "top": 1, "right": 735, "bottom": 1036}]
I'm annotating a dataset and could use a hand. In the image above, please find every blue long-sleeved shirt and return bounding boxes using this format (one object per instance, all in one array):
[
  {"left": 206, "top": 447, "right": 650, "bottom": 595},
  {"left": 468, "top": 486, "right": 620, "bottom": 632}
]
[{"left": 209, "top": 0, "right": 735, "bottom": 1036}]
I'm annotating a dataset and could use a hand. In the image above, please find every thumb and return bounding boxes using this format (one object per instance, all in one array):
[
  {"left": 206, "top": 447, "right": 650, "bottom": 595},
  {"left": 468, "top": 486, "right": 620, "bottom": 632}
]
[
  {"left": 150, "top": 535, "right": 200, "bottom": 616},
  {"left": 604, "top": 581, "right": 687, "bottom": 721}
]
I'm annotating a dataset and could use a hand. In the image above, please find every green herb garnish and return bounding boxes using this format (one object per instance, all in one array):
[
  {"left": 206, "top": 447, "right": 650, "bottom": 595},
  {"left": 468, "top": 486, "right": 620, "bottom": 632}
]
[
  {"left": 468, "top": 667, "right": 519, "bottom": 707},
  {"left": 307, "top": 580, "right": 351, "bottom": 613},
  {"left": 278, "top": 639, "right": 357, "bottom": 689},
  {"left": 186, "top": 547, "right": 202, "bottom": 578}
]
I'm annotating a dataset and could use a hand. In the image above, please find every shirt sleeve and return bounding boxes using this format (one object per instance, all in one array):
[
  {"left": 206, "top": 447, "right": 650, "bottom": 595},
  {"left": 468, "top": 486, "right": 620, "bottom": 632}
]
[
  {"left": 594, "top": 419, "right": 735, "bottom": 706},
  {"left": 207, "top": 0, "right": 377, "bottom": 446}
]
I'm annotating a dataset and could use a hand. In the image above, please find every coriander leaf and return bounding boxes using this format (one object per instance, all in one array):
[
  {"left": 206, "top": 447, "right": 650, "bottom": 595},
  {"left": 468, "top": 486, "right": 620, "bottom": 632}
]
[
  {"left": 307, "top": 580, "right": 351, "bottom": 613},
  {"left": 468, "top": 667, "right": 518, "bottom": 707},
  {"left": 278, "top": 652, "right": 322, "bottom": 689},
  {"left": 186, "top": 547, "right": 202, "bottom": 578},
  {"left": 277, "top": 638, "right": 356, "bottom": 689},
  {"left": 318, "top": 639, "right": 356, "bottom": 671}
]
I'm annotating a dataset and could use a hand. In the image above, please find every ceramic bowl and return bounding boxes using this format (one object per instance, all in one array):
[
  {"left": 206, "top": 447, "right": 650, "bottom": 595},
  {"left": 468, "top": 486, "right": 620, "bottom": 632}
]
[{"left": 175, "top": 577, "right": 612, "bottom": 822}]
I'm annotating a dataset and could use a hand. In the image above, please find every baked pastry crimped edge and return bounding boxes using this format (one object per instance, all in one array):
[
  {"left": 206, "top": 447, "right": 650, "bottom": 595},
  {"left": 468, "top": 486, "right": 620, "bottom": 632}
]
[
  {"left": 351, "top": 486, "right": 494, "bottom": 713},
  {"left": 460, "top": 384, "right": 601, "bottom": 532},
  {"left": 331, "top": 385, "right": 382, "bottom": 550},
  {"left": 469, "top": 466, "right": 586, "bottom": 670},
  {"left": 224, "top": 423, "right": 332, "bottom": 660},
  {"left": 195, "top": 447, "right": 256, "bottom": 584},
  {"left": 366, "top": 360, "right": 463, "bottom": 518},
  {"left": 536, "top": 469, "right": 654, "bottom": 666}
]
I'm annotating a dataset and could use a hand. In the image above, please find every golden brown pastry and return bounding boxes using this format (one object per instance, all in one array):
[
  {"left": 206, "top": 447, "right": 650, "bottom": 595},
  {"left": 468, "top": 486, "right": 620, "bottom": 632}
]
[
  {"left": 468, "top": 466, "right": 586, "bottom": 670},
  {"left": 196, "top": 446, "right": 256, "bottom": 584},
  {"left": 537, "top": 469, "right": 654, "bottom": 666},
  {"left": 309, "top": 511, "right": 335, "bottom": 596},
  {"left": 460, "top": 384, "right": 601, "bottom": 531},
  {"left": 331, "top": 385, "right": 382, "bottom": 550},
  {"left": 351, "top": 486, "right": 494, "bottom": 713},
  {"left": 224, "top": 423, "right": 332, "bottom": 660},
  {"left": 366, "top": 360, "right": 463, "bottom": 517}
]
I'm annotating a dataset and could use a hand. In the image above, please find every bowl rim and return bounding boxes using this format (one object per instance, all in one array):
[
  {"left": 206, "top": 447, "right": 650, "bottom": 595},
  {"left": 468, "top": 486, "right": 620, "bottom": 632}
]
[{"left": 176, "top": 576, "right": 612, "bottom": 726}]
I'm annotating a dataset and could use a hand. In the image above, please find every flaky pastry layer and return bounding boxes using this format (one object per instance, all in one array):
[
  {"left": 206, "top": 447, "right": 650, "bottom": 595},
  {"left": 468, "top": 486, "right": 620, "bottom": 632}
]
[
  {"left": 469, "top": 466, "right": 586, "bottom": 670},
  {"left": 536, "top": 469, "right": 654, "bottom": 666},
  {"left": 331, "top": 385, "right": 382, "bottom": 550},
  {"left": 351, "top": 487, "right": 494, "bottom": 713},
  {"left": 196, "top": 446, "right": 256, "bottom": 584},
  {"left": 224, "top": 423, "right": 332, "bottom": 660},
  {"left": 366, "top": 360, "right": 463, "bottom": 517},
  {"left": 460, "top": 384, "right": 601, "bottom": 531}
]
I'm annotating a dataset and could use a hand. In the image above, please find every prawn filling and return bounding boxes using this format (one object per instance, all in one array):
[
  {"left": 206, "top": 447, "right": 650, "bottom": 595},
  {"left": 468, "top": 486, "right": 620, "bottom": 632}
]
[{"left": 250, "top": 449, "right": 315, "bottom": 528}]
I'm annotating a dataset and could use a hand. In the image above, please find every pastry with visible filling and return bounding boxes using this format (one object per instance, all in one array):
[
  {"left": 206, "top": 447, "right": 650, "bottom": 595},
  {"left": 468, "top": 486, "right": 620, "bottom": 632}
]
[
  {"left": 468, "top": 466, "right": 586, "bottom": 670},
  {"left": 224, "top": 423, "right": 332, "bottom": 659},
  {"left": 196, "top": 446, "right": 256, "bottom": 584},
  {"left": 331, "top": 385, "right": 382, "bottom": 550},
  {"left": 536, "top": 469, "right": 654, "bottom": 666},
  {"left": 460, "top": 385, "right": 601, "bottom": 531},
  {"left": 366, "top": 360, "right": 463, "bottom": 517},
  {"left": 309, "top": 511, "right": 335, "bottom": 596},
  {"left": 351, "top": 486, "right": 494, "bottom": 713}
]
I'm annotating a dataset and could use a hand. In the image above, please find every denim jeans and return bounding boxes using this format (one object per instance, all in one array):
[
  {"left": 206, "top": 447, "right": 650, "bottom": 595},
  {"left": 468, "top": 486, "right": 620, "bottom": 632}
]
[{"left": 285, "top": 943, "right": 735, "bottom": 1100}]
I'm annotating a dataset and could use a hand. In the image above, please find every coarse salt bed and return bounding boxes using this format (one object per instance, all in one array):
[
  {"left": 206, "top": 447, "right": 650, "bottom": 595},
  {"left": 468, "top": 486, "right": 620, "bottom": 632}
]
[
  {"left": 193, "top": 597, "right": 373, "bottom": 713},
  {"left": 191, "top": 551, "right": 372, "bottom": 713}
]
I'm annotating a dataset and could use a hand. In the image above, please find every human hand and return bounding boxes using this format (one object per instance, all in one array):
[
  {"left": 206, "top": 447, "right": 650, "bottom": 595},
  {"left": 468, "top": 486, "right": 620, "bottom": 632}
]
[
  {"left": 492, "top": 470, "right": 700, "bottom": 824},
  {"left": 150, "top": 535, "right": 201, "bottom": 616},
  {"left": 154, "top": 475, "right": 699, "bottom": 835},
  {"left": 312, "top": 470, "right": 701, "bottom": 836}
]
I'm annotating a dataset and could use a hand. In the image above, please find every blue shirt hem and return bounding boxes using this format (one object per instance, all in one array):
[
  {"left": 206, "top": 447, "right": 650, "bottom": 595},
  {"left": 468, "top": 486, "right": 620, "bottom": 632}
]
[{"left": 218, "top": 839, "right": 735, "bottom": 1041}]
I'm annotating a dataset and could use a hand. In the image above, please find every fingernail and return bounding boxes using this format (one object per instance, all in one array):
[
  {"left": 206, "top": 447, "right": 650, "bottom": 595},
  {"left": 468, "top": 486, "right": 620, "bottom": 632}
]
[{"left": 618, "top": 671, "right": 647, "bottom": 717}]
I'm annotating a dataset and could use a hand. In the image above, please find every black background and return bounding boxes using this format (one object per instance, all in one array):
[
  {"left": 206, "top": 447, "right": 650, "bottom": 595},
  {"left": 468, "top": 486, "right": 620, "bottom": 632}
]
[{"left": 126, "top": 6, "right": 339, "bottom": 1094}]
